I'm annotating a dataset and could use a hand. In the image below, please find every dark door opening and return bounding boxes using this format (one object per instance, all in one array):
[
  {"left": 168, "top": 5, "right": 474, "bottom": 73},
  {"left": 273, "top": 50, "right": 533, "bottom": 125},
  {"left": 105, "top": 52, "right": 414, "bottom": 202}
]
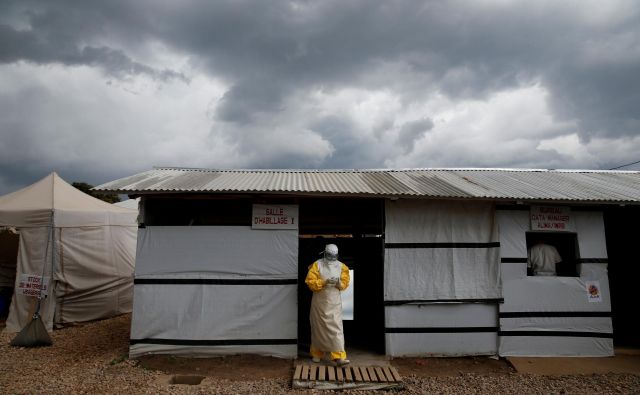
[
  {"left": 0, "top": 228, "right": 19, "bottom": 320},
  {"left": 297, "top": 198, "right": 385, "bottom": 356},
  {"left": 604, "top": 206, "right": 640, "bottom": 348}
]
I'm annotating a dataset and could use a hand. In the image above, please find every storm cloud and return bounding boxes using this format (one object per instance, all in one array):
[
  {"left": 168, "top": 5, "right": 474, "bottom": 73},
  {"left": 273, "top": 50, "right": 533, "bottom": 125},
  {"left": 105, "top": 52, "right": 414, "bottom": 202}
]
[{"left": 1, "top": 0, "right": 639, "bottom": 193}]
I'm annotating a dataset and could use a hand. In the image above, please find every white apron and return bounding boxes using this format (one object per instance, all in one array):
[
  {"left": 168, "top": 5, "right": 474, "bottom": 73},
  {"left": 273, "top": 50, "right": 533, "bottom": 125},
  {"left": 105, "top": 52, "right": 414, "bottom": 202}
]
[{"left": 310, "top": 259, "right": 344, "bottom": 352}]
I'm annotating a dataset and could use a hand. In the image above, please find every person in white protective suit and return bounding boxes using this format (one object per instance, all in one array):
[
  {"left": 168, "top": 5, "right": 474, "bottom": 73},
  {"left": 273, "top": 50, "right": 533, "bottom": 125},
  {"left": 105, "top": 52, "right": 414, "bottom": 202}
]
[
  {"left": 528, "top": 240, "right": 562, "bottom": 276},
  {"left": 305, "top": 244, "right": 350, "bottom": 366}
]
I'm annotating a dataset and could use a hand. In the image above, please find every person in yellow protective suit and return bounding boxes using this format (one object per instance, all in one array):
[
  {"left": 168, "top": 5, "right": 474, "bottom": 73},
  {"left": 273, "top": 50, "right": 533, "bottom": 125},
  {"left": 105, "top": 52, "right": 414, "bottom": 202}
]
[{"left": 305, "top": 244, "right": 350, "bottom": 366}]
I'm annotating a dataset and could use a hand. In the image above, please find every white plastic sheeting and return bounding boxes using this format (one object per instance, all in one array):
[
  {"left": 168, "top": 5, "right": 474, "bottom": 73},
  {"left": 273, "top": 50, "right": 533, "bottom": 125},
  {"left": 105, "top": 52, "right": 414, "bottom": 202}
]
[
  {"left": 6, "top": 227, "right": 57, "bottom": 331},
  {"left": 574, "top": 212, "right": 608, "bottom": 258},
  {"left": 384, "top": 200, "right": 501, "bottom": 301},
  {"left": 53, "top": 226, "right": 135, "bottom": 325},
  {"left": 130, "top": 282, "right": 297, "bottom": 358},
  {"left": 385, "top": 303, "right": 498, "bottom": 356},
  {"left": 135, "top": 226, "right": 297, "bottom": 278},
  {"left": 130, "top": 226, "right": 298, "bottom": 358},
  {"left": 497, "top": 209, "right": 613, "bottom": 357},
  {"left": 384, "top": 200, "right": 501, "bottom": 356},
  {"left": 385, "top": 200, "right": 498, "bottom": 244},
  {"left": 499, "top": 336, "right": 613, "bottom": 357},
  {"left": 385, "top": 249, "right": 501, "bottom": 300}
]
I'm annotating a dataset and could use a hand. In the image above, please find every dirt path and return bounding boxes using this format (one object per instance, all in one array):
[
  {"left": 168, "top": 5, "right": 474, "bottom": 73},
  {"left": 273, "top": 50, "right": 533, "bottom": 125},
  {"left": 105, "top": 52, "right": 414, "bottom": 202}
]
[{"left": 2, "top": 314, "right": 639, "bottom": 394}]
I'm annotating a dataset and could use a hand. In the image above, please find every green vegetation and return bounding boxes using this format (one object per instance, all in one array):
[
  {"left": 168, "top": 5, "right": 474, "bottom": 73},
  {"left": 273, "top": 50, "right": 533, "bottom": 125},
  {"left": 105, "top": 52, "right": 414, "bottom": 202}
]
[{"left": 72, "top": 182, "right": 120, "bottom": 203}]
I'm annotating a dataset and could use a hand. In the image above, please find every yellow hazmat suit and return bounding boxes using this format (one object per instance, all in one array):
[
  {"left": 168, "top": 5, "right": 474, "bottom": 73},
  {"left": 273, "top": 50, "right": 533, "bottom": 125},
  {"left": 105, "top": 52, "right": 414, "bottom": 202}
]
[{"left": 305, "top": 253, "right": 350, "bottom": 361}]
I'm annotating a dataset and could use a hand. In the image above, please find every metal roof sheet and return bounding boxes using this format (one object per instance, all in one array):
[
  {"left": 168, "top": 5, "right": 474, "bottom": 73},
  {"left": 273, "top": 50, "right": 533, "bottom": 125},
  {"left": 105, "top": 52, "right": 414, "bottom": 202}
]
[{"left": 94, "top": 168, "right": 640, "bottom": 203}]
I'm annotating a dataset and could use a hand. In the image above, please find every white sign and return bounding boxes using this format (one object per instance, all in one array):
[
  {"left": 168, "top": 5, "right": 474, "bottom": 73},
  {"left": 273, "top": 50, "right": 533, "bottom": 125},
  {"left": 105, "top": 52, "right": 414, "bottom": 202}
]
[
  {"left": 17, "top": 274, "right": 49, "bottom": 298},
  {"left": 252, "top": 204, "right": 299, "bottom": 229},
  {"left": 530, "top": 206, "right": 574, "bottom": 231},
  {"left": 586, "top": 281, "right": 602, "bottom": 303}
]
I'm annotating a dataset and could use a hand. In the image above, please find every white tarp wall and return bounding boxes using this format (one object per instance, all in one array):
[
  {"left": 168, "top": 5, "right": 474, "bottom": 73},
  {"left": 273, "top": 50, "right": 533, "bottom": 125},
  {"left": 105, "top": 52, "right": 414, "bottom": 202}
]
[
  {"left": 5, "top": 223, "right": 136, "bottom": 332},
  {"left": 384, "top": 200, "right": 501, "bottom": 356},
  {"left": 497, "top": 208, "right": 613, "bottom": 356},
  {"left": 130, "top": 226, "right": 298, "bottom": 358}
]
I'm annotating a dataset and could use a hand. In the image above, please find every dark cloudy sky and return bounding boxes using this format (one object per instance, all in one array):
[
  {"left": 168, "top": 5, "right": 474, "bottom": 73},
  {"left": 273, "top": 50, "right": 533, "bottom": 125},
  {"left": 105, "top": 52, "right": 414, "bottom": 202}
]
[{"left": 1, "top": 0, "right": 640, "bottom": 194}]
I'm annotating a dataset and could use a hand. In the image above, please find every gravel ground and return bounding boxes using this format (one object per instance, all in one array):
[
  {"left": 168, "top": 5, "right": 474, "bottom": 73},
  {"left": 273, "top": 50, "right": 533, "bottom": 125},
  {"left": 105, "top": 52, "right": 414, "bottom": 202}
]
[{"left": 1, "top": 314, "right": 639, "bottom": 394}]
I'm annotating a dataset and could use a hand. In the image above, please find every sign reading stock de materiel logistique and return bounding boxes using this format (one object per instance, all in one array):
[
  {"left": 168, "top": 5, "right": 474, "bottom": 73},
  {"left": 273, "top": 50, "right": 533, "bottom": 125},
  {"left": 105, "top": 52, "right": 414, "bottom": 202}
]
[
  {"left": 530, "top": 206, "right": 575, "bottom": 232},
  {"left": 252, "top": 204, "right": 299, "bottom": 229}
]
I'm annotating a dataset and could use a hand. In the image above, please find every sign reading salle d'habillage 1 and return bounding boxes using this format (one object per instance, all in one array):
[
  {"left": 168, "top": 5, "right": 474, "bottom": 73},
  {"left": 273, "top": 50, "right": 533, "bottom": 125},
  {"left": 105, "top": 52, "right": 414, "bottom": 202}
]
[
  {"left": 252, "top": 204, "right": 299, "bottom": 229},
  {"left": 530, "top": 206, "right": 575, "bottom": 232}
]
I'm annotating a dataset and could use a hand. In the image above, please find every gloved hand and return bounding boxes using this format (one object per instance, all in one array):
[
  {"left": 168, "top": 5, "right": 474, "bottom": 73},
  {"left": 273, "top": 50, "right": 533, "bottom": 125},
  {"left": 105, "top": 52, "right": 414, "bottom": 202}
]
[{"left": 325, "top": 277, "right": 338, "bottom": 286}]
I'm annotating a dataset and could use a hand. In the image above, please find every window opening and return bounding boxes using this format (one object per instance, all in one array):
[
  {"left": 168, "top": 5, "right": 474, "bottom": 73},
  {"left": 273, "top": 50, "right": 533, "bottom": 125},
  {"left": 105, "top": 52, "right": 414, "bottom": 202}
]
[{"left": 525, "top": 232, "right": 580, "bottom": 277}]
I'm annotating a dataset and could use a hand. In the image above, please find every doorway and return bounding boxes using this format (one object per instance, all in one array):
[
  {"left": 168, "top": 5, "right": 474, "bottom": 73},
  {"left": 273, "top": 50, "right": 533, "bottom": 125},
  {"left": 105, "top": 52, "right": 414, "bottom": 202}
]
[
  {"left": 604, "top": 206, "right": 640, "bottom": 348},
  {"left": 297, "top": 198, "right": 385, "bottom": 356},
  {"left": 0, "top": 228, "right": 19, "bottom": 320}
]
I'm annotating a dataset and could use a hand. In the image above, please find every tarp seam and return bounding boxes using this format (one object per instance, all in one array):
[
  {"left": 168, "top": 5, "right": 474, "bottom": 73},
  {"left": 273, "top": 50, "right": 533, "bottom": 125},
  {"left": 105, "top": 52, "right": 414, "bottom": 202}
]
[
  {"left": 499, "top": 331, "right": 613, "bottom": 338},
  {"left": 129, "top": 338, "right": 297, "bottom": 345}
]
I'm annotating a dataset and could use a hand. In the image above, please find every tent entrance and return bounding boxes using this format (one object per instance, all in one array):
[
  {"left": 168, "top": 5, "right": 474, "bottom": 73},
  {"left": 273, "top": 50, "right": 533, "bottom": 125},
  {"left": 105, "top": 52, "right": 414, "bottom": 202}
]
[
  {"left": 0, "top": 228, "right": 19, "bottom": 321},
  {"left": 297, "top": 198, "right": 385, "bottom": 357}
]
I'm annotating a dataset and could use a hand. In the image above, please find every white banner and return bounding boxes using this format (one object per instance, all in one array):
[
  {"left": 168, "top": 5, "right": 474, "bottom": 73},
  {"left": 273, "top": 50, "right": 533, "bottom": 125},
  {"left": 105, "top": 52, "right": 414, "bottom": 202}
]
[
  {"left": 17, "top": 274, "right": 49, "bottom": 298},
  {"left": 530, "top": 206, "right": 574, "bottom": 231},
  {"left": 252, "top": 204, "right": 299, "bottom": 229}
]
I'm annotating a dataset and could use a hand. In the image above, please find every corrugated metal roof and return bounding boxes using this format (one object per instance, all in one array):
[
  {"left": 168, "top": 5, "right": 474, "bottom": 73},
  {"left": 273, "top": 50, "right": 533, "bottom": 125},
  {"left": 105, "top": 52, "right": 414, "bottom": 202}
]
[{"left": 94, "top": 168, "right": 640, "bottom": 203}]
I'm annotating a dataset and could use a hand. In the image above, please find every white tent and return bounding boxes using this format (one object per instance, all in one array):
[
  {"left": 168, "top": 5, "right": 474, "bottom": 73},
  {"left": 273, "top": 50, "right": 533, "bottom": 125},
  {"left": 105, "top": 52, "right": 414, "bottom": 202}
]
[{"left": 0, "top": 173, "right": 137, "bottom": 332}]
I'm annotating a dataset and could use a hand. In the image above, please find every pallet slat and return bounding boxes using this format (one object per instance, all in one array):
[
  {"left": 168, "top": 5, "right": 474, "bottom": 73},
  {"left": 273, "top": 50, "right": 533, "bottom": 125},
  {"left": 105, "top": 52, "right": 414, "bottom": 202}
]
[
  {"left": 361, "top": 366, "right": 370, "bottom": 381},
  {"left": 327, "top": 366, "right": 335, "bottom": 381},
  {"left": 353, "top": 366, "right": 363, "bottom": 382},
  {"left": 293, "top": 363, "right": 402, "bottom": 389},
  {"left": 375, "top": 367, "right": 386, "bottom": 382},
  {"left": 382, "top": 366, "right": 395, "bottom": 382},
  {"left": 345, "top": 367, "right": 353, "bottom": 382},
  {"left": 389, "top": 366, "right": 402, "bottom": 382},
  {"left": 368, "top": 367, "right": 378, "bottom": 382}
]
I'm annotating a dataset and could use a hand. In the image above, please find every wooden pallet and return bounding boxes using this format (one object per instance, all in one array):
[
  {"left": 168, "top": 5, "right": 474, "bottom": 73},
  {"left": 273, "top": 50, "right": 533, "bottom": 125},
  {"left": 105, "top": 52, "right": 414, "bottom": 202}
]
[{"left": 292, "top": 363, "right": 403, "bottom": 390}]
